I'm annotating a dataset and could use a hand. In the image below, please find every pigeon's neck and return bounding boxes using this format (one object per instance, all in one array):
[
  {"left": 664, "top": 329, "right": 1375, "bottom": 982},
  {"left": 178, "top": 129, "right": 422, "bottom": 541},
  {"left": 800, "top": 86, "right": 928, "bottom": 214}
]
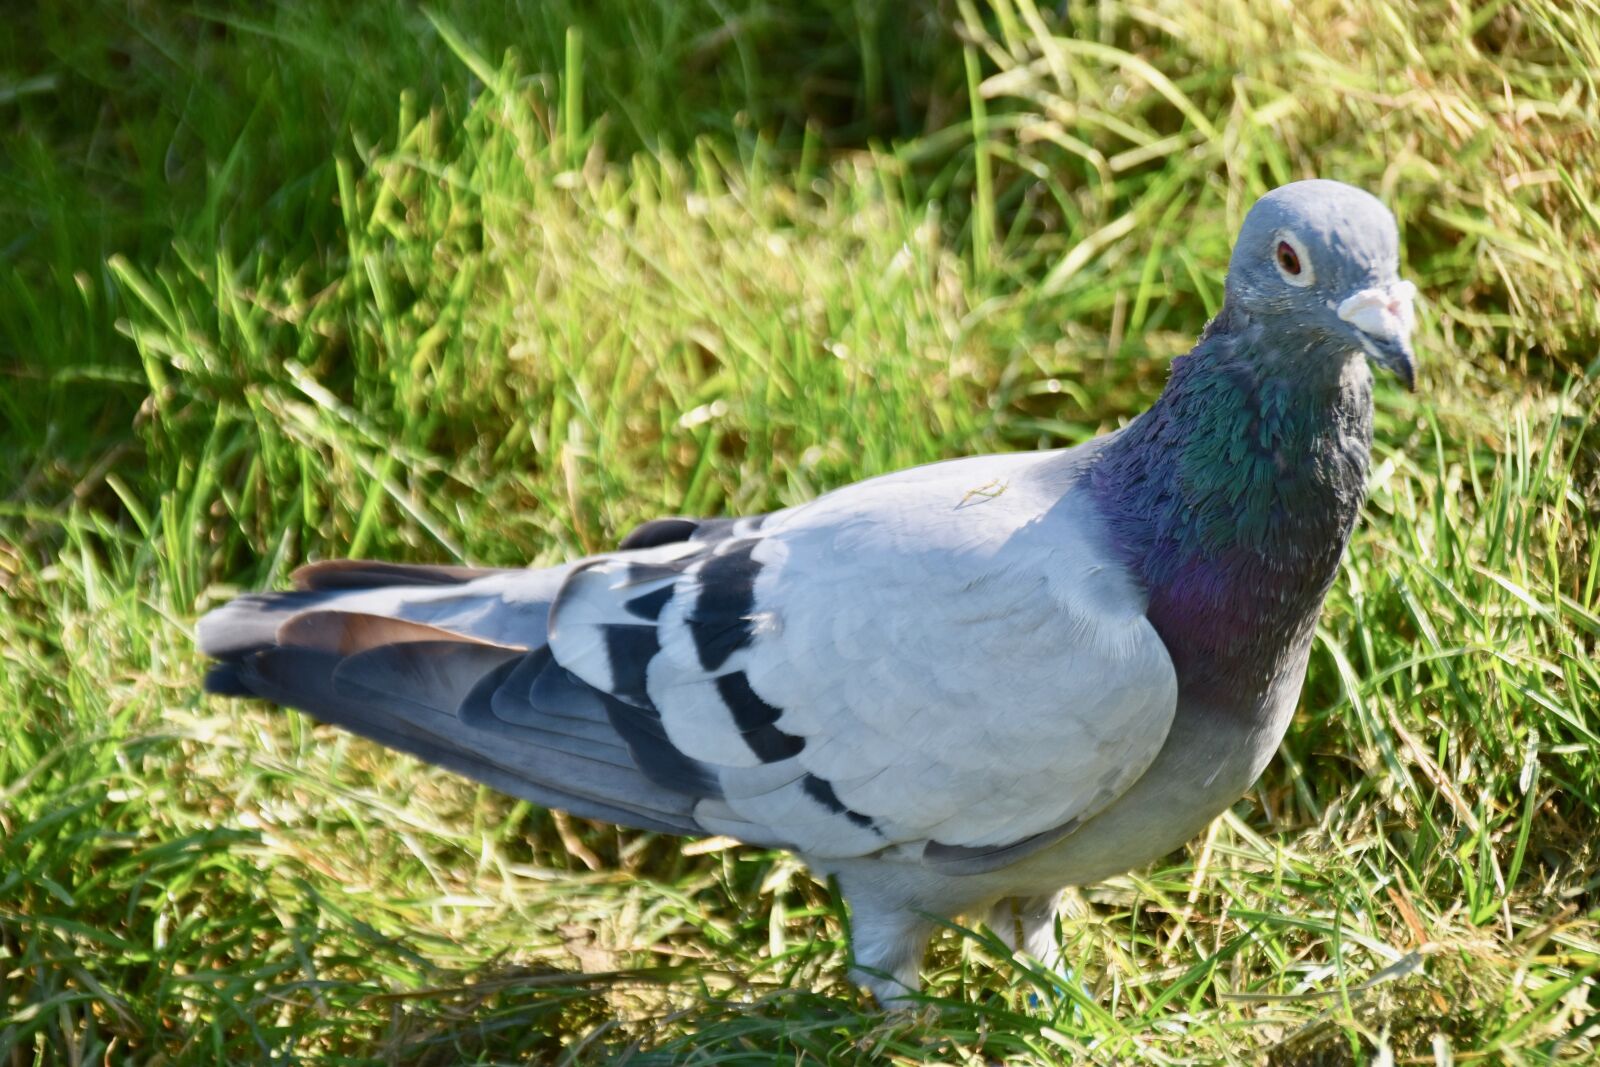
[{"left": 1091, "top": 309, "right": 1374, "bottom": 704}]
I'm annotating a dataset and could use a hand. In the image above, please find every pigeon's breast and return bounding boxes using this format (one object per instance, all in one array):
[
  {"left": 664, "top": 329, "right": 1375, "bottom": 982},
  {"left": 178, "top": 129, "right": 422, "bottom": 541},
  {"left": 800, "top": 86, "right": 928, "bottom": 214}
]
[{"left": 988, "top": 619, "right": 1318, "bottom": 893}]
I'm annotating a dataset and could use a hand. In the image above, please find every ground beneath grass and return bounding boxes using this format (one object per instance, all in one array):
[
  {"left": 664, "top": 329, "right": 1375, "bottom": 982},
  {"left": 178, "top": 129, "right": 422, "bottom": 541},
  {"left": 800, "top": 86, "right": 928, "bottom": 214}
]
[{"left": 3, "top": 1, "right": 1598, "bottom": 1063}]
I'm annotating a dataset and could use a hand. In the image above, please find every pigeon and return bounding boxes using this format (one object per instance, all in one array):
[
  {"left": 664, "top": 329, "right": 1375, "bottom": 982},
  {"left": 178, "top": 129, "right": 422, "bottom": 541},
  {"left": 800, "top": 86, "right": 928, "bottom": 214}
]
[{"left": 198, "top": 179, "right": 1417, "bottom": 1004}]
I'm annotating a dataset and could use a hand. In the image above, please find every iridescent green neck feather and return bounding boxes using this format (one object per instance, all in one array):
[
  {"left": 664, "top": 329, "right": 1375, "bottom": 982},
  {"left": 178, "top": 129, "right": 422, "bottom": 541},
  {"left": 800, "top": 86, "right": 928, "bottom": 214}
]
[{"left": 1091, "top": 304, "right": 1374, "bottom": 702}]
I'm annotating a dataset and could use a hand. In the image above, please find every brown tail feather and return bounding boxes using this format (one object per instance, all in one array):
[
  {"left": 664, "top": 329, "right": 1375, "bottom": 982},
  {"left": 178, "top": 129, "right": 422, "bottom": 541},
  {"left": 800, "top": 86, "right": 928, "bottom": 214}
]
[
  {"left": 278, "top": 611, "right": 524, "bottom": 656},
  {"left": 291, "top": 559, "right": 511, "bottom": 591}
]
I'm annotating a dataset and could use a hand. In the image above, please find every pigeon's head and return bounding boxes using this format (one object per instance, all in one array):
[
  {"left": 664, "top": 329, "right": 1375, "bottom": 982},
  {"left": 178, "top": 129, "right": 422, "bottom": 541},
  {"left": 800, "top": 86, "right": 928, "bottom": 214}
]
[{"left": 1225, "top": 179, "right": 1417, "bottom": 390}]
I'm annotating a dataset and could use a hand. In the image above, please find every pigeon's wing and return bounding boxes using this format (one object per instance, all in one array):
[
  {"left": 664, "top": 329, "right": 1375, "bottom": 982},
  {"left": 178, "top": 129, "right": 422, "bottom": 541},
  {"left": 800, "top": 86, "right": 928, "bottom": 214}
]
[
  {"left": 200, "top": 447, "right": 1176, "bottom": 868},
  {"left": 199, "top": 558, "right": 720, "bottom": 834},
  {"left": 617, "top": 513, "right": 771, "bottom": 550},
  {"left": 545, "top": 448, "right": 1179, "bottom": 867}
]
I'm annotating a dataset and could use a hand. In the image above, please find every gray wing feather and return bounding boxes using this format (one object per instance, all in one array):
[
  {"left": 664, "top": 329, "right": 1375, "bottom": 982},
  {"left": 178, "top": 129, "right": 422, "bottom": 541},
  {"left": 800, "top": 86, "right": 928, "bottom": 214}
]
[
  {"left": 919, "top": 818, "right": 1085, "bottom": 875},
  {"left": 234, "top": 643, "right": 702, "bottom": 834}
]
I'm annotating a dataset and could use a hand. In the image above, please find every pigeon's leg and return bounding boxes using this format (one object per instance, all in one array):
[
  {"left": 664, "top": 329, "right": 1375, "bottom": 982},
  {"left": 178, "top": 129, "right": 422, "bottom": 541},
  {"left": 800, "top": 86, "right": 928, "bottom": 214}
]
[
  {"left": 988, "top": 891, "right": 1068, "bottom": 972},
  {"left": 844, "top": 891, "right": 935, "bottom": 1006},
  {"left": 987, "top": 891, "right": 1090, "bottom": 1017}
]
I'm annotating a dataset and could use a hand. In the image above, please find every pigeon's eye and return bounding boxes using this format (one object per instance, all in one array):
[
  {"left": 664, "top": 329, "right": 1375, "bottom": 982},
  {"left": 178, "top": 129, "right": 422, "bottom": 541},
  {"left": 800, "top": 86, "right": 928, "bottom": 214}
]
[
  {"left": 1275, "top": 241, "right": 1300, "bottom": 275},
  {"left": 1272, "top": 234, "right": 1314, "bottom": 287}
]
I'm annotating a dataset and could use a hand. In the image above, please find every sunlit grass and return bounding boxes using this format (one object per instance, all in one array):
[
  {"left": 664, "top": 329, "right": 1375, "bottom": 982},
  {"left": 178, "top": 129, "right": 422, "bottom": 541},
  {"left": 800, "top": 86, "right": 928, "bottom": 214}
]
[{"left": 2, "top": 0, "right": 1597, "bottom": 1062}]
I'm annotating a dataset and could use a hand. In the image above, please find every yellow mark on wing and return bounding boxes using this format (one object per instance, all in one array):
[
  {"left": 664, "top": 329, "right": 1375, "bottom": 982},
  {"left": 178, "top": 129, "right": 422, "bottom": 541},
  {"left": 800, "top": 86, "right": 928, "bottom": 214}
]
[{"left": 958, "top": 478, "right": 1009, "bottom": 506}]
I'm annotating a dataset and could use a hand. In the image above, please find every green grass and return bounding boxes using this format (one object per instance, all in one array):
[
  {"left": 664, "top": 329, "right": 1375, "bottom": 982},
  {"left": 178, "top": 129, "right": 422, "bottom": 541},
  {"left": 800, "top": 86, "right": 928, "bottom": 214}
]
[{"left": 3, "top": 0, "right": 1598, "bottom": 1062}]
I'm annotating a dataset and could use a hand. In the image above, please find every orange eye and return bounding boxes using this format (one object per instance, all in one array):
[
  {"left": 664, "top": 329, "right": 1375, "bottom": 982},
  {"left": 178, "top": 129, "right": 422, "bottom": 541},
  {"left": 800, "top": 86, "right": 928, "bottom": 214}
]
[{"left": 1276, "top": 240, "right": 1301, "bottom": 276}]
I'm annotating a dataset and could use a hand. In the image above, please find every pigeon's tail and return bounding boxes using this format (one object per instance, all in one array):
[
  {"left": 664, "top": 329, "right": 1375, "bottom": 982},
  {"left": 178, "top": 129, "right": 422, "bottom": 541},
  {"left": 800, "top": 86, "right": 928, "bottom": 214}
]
[
  {"left": 197, "top": 559, "right": 547, "bottom": 682},
  {"left": 196, "top": 560, "right": 706, "bottom": 835}
]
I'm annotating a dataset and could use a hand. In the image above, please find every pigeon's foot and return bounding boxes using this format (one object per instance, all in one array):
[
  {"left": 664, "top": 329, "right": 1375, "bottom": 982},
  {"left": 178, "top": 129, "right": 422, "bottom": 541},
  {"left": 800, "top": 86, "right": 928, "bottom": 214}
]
[
  {"left": 985, "top": 891, "right": 1090, "bottom": 1002},
  {"left": 985, "top": 890, "right": 1067, "bottom": 966},
  {"left": 845, "top": 892, "right": 935, "bottom": 1009},
  {"left": 853, "top": 968, "right": 921, "bottom": 1010}
]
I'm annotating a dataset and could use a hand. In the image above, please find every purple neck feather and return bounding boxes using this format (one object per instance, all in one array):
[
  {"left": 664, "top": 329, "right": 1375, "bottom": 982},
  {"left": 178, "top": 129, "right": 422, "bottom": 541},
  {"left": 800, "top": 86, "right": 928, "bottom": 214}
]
[{"left": 1091, "top": 307, "right": 1374, "bottom": 704}]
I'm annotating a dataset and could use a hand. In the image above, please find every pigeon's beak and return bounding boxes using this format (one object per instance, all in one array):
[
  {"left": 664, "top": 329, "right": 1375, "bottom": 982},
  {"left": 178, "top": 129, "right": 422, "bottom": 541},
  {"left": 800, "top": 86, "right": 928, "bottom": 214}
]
[{"left": 1337, "top": 280, "right": 1418, "bottom": 391}]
